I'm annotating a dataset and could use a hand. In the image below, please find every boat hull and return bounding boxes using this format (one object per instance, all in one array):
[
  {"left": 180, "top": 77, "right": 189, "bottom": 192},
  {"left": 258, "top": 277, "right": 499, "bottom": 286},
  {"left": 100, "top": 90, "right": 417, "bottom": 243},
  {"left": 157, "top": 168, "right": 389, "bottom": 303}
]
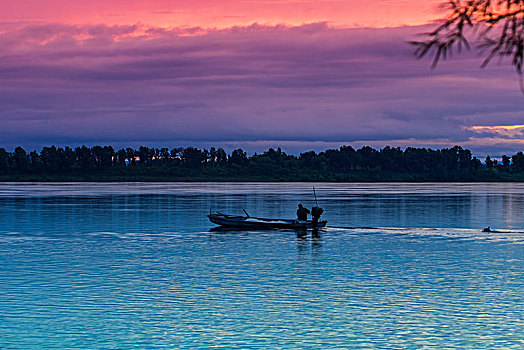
[{"left": 208, "top": 213, "right": 327, "bottom": 230}]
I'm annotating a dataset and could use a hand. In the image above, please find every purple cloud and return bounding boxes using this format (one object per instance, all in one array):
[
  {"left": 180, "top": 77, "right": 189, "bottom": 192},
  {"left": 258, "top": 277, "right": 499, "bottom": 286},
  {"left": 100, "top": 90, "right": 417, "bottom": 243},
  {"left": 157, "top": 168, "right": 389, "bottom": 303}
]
[{"left": 0, "top": 22, "right": 522, "bottom": 156}]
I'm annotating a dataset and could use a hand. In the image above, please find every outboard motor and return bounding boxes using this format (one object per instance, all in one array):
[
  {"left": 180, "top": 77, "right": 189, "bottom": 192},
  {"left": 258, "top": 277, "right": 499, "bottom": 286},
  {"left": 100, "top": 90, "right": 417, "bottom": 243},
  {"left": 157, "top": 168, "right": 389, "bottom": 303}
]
[{"left": 311, "top": 206, "right": 324, "bottom": 226}]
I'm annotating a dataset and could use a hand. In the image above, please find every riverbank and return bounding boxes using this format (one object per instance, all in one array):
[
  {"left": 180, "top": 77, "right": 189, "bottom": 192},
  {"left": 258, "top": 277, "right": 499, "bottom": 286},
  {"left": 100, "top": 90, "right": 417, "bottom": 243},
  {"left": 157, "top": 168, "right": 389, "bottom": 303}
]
[
  {"left": 2, "top": 170, "right": 524, "bottom": 182},
  {"left": 3, "top": 145, "right": 524, "bottom": 182}
]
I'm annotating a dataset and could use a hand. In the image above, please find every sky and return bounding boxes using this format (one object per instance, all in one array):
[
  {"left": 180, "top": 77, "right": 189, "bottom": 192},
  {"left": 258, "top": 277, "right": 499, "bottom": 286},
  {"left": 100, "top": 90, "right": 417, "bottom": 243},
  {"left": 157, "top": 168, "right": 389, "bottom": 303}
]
[{"left": 1, "top": 0, "right": 523, "bottom": 157}]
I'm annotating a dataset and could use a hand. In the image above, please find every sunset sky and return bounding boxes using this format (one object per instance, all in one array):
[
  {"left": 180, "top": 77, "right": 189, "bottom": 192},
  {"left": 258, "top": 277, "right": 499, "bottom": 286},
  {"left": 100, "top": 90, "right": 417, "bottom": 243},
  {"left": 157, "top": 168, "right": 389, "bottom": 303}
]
[{"left": 1, "top": 0, "right": 523, "bottom": 156}]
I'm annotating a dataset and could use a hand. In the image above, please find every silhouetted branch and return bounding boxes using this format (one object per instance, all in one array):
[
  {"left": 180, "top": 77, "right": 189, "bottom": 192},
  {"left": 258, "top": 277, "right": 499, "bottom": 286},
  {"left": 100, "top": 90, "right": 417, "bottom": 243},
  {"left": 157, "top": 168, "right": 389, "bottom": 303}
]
[{"left": 412, "top": 0, "right": 524, "bottom": 73}]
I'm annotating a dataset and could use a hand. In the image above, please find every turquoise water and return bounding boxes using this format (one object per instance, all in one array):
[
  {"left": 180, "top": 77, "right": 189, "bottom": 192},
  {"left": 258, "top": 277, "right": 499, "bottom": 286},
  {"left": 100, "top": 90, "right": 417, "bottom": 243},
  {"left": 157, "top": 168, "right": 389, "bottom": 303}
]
[{"left": 0, "top": 183, "right": 522, "bottom": 349}]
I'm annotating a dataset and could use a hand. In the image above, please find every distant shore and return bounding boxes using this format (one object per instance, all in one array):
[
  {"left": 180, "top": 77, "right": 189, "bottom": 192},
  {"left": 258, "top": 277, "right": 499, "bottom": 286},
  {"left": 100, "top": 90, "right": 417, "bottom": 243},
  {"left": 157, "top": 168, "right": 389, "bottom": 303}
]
[
  {"left": 2, "top": 144, "right": 524, "bottom": 182},
  {"left": 2, "top": 173, "right": 524, "bottom": 182}
]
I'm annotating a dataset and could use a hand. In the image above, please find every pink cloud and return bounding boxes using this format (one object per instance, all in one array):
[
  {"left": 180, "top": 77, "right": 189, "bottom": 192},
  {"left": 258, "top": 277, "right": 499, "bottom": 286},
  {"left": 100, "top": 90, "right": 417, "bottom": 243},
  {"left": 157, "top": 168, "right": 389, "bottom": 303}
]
[{"left": 0, "top": 0, "right": 441, "bottom": 29}]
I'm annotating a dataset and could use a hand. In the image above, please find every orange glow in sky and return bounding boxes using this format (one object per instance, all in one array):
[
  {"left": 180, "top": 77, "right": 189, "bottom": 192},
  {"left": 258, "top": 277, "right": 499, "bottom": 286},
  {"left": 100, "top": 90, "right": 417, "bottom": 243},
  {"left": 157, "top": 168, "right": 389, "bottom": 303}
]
[
  {"left": 470, "top": 125, "right": 524, "bottom": 131},
  {"left": 468, "top": 125, "right": 524, "bottom": 139},
  {"left": 1, "top": 0, "right": 442, "bottom": 28}
]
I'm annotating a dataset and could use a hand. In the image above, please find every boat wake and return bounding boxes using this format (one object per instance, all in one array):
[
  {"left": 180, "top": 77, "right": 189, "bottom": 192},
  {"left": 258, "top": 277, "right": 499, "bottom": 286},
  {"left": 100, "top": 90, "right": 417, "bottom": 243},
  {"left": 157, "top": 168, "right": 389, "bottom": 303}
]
[{"left": 328, "top": 226, "right": 524, "bottom": 244}]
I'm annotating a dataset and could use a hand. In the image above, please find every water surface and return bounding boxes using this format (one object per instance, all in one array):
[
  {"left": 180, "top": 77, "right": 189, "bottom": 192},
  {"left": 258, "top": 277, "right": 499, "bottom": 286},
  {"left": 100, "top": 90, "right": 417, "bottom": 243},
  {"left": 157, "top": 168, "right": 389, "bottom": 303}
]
[{"left": 0, "top": 183, "right": 522, "bottom": 349}]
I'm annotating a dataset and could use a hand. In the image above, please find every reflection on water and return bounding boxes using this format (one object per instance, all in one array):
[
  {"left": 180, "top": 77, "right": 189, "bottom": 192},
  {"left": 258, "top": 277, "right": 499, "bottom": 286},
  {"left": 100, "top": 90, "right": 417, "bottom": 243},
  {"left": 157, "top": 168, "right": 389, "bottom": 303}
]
[
  {"left": 0, "top": 183, "right": 523, "bottom": 349},
  {"left": 296, "top": 230, "right": 324, "bottom": 260},
  {"left": 2, "top": 182, "right": 524, "bottom": 232}
]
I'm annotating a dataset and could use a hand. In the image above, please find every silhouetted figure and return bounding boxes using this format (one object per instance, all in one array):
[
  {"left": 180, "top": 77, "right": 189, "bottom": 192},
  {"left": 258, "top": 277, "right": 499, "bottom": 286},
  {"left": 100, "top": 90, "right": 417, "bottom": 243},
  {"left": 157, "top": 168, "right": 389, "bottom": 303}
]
[
  {"left": 296, "top": 204, "right": 310, "bottom": 221},
  {"left": 311, "top": 206, "right": 324, "bottom": 226},
  {"left": 483, "top": 226, "right": 492, "bottom": 232}
]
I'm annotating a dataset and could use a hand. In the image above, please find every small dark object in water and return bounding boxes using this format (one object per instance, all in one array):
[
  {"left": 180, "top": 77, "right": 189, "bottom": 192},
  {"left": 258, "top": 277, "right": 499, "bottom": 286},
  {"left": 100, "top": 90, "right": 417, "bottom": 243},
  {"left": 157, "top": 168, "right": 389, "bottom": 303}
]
[{"left": 483, "top": 226, "right": 492, "bottom": 233}]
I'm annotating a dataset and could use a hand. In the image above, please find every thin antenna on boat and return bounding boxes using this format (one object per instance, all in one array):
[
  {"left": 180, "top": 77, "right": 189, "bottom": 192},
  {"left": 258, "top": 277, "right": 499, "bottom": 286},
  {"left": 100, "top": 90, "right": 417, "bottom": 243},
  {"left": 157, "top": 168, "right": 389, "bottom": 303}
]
[
  {"left": 313, "top": 187, "right": 318, "bottom": 206},
  {"left": 242, "top": 208, "right": 250, "bottom": 217}
]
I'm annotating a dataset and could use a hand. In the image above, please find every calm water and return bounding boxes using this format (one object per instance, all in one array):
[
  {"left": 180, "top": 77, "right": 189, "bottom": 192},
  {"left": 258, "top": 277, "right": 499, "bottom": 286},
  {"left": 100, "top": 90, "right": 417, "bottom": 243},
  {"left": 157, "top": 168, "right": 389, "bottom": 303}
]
[{"left": 0, "top": 182, "right": 522, "bottom": 349}]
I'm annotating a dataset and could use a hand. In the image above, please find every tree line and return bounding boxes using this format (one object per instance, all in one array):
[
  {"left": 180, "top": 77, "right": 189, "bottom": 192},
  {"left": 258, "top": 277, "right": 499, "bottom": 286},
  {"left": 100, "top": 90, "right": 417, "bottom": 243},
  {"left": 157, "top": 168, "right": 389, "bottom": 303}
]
[{"left": 1, "top": 145, "right": 524, "bottom": 181}]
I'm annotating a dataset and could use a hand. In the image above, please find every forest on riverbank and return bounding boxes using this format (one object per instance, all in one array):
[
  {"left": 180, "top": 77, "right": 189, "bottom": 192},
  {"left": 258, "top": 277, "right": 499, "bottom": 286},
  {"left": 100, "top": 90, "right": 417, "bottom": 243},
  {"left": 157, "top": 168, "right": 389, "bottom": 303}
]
[{"left": 1, "top": 145, "right": 524, "bottom": 181}]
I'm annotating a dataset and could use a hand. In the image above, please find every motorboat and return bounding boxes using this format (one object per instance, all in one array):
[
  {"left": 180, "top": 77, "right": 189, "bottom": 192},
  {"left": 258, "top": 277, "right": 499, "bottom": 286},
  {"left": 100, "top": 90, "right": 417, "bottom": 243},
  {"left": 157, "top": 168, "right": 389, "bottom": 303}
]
[{"left": 208, "top": 212, "right": 327, "bottom": 230}]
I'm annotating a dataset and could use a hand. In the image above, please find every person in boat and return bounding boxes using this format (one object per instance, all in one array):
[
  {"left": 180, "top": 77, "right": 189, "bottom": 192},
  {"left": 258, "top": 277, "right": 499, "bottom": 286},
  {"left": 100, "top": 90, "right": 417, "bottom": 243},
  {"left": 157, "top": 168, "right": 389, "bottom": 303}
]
[
  {"left": 483, "top": 226, "right": 492, "bottom": 233},
  {"left": 311, "top": 206, "right": 324, "bottom": 226},
  {"left": 296, "top": 204, "right": 310, "bottom": 221}
]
